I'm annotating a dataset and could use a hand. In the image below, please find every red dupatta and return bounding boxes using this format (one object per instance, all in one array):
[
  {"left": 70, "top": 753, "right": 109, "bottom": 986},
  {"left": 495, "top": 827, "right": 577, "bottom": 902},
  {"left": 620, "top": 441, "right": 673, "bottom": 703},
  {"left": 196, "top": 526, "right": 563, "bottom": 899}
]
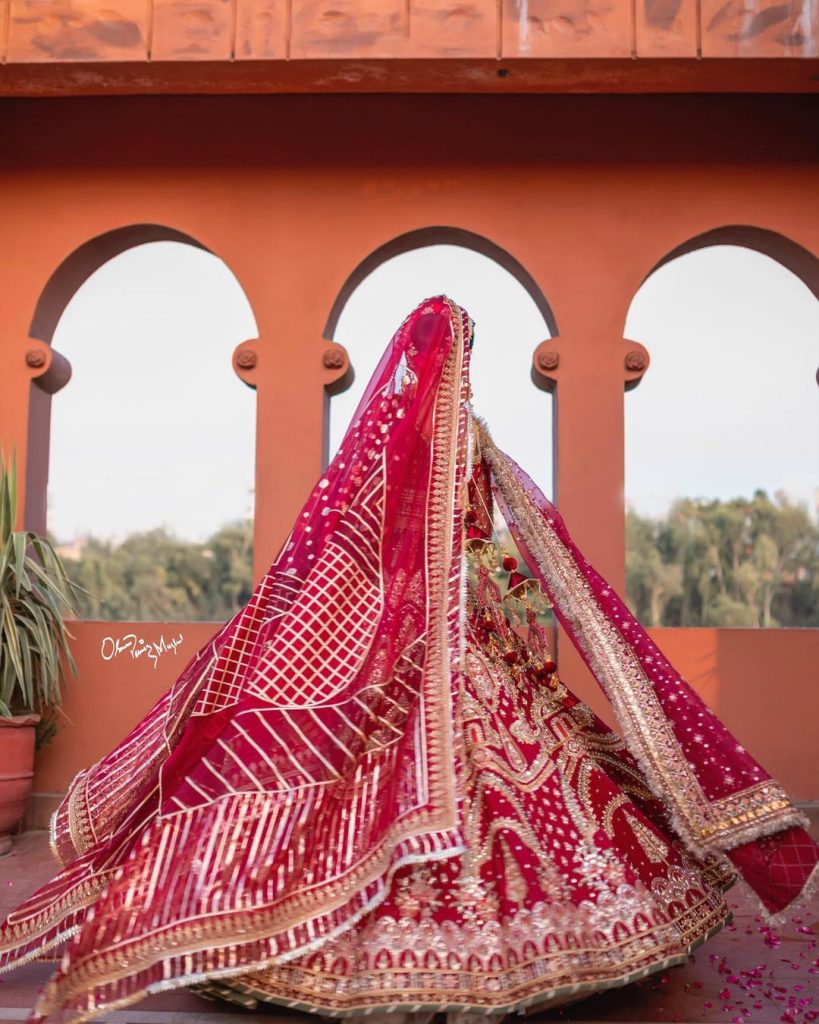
[
  {"left": 2, "top": 297, "right": 474, "bottom": 1017},
  {"left": 478, "top": 423, "right": 817, "bottom": 920}
]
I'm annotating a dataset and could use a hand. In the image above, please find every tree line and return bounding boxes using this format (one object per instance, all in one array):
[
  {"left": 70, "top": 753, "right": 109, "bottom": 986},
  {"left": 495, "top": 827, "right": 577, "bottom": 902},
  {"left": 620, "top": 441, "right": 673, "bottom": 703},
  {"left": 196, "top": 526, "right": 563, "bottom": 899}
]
[
  {"left": 59, "top": 489, "right": 817, "bottom": 627},
  {"left": 626, "top": 490, "right": 817, "bottom": 628},
  {"left": 63, "top": 520, "right": 254, "bottom": 622}
]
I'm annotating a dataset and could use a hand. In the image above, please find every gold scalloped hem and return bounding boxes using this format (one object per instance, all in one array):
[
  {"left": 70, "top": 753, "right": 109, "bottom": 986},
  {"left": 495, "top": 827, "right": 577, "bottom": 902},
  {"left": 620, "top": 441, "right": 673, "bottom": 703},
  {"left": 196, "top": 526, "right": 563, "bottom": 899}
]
[
  {"left": 38, "top": 924, "right": 730, "bottom": 1024},
  {"left": 0, "top": 876, "right": 106, "bottom": 974},
  {"left": 31, "top": 837, "right": 467, "bottom": 1020},
  {"left": 193, "top": 912, "right": 730, "bottom": 1020},
  {"left": 41, "top": 895, "right": 729, "bottom": 1024}
]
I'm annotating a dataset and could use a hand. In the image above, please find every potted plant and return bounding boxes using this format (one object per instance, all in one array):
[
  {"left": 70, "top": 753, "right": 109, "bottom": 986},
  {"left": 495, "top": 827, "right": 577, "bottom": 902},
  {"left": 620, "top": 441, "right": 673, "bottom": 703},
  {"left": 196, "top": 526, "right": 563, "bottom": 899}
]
[{"left": 0, "top": 452, "right": 78, "bottom": 855}]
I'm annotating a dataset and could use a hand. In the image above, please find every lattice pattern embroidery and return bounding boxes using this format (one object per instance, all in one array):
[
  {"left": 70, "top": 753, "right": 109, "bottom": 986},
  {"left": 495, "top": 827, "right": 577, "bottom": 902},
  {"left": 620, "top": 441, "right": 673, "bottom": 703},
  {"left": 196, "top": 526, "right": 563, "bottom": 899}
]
[
  {"left": 249, "top": 542, "right": 382, "bottom": 708},
  {"left": 193, "top": 574, "right": 274, "bottom": 717},
  {"left": 333, "top": 465, "right": 384, "bottom": 580}
]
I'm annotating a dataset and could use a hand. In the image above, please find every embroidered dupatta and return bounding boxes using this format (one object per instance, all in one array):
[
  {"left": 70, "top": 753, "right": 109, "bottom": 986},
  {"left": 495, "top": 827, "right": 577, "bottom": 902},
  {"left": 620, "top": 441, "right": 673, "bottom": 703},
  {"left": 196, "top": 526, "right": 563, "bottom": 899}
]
[
  {"left": 2, "top": 297, "right": 473, "bottom": 1017},
  {"left": 0, "top": 296, "right": 815, "bottom": 1022},
  {"left": 477, "top": 424, "right": 817, "bottom": 919}
]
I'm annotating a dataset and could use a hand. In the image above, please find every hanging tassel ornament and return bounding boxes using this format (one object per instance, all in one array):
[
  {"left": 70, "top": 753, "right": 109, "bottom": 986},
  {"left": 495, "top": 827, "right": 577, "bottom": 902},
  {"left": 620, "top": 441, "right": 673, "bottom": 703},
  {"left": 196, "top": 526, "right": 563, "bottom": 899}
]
[
  {"left": 508, "top": 570, "right": 528, "bottom": 593},
  {"left": 502, "top": 553, "right": 527, "bottom": 594},
  {"left": 503, "top": 646, "right": 519, "bottom": 665},
  {"left": 465, "top": 508, "right": 487, "bottom": 541},
  {"left": 526, "top": 609, "right": 561, "bottom": 691}
]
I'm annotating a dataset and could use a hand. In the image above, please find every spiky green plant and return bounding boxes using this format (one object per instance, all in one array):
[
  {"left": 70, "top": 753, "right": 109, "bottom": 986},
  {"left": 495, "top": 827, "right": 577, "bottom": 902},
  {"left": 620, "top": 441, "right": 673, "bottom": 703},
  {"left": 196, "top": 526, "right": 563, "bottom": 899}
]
[{"left": 0, "top": 452, "right": 79, "bottom": 718}]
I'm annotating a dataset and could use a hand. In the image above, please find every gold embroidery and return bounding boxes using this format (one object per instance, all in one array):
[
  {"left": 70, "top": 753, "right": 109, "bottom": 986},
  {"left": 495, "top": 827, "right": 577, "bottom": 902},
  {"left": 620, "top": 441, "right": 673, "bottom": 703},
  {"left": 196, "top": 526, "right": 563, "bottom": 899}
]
[
  {"left": 626, "top": 814, "right": 669, "bottom": 863},
  {"left": 30, "top": 301, "right": 476, "bottom": 1020},
  {"left": 195, "top": 882, "right": 727, "bottom": 1016},
  {"left": 478, "top": 422, "right": 807, "bottom": 855}
]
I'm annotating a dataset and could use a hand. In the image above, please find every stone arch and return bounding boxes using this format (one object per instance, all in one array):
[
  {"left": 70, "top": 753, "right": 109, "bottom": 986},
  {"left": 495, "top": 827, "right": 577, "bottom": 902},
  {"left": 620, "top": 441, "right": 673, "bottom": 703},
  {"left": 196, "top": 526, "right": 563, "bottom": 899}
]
[
  {"left": 25, "top": 224, "right": 251, "bottom": 538},
  {"left": 642, "top": 225, "right": 819, "bottom": 302},
  {"left": 624, "top": 225, "right": 818, "bottom": 628},
  {"left": 322, "top": 226, "right": 556, "bottom": 491},
  {"left": 324, "top": 226, "right": 558, "bottom": 341},
  {"left": 30, "top": 224, "right": 211, "bottom": 347}
]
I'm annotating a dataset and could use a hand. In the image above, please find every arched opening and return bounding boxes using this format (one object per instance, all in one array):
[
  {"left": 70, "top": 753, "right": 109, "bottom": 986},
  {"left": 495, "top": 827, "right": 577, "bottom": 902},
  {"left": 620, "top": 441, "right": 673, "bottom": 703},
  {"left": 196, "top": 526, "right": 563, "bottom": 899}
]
[
  {"left": 326, "top": 228, "right": 557, "bottom": 498},
  {"left": 28, "top": 226, "right": 258, "bottom": 622},
  {"left": 624, "top": 227, "right": 819, "bottom": 629}
]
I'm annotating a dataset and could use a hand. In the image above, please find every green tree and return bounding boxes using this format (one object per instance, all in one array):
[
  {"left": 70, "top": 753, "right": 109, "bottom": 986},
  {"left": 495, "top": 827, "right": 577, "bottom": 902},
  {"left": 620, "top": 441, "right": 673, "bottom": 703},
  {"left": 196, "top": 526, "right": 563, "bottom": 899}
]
[
  {"left": 63, "top": 520, "right": 254, "bottom": 622},
  {"left": 626, "top": 492, "right": 818, "bottom": 628}
]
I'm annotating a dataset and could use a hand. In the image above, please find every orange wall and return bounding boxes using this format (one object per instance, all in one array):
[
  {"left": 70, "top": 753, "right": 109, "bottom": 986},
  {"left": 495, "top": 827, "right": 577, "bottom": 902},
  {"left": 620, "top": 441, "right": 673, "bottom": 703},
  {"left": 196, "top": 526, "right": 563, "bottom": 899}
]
[
  {"left": 647, "top": 628, "right": 819, "bottom": 802},
  {"left": 0, "top": 94, "right": 816, "bottom": 813},
  {"left": 29, "top": 621, "right": 217, "bottom": 825}
]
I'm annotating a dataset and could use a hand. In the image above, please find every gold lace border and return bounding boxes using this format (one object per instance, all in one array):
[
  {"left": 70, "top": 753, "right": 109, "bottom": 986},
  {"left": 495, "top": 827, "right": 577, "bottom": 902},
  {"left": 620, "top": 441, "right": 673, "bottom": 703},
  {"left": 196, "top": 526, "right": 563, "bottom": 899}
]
[{"left": 478, "top": 426, "right": 807, "bottom": 857}]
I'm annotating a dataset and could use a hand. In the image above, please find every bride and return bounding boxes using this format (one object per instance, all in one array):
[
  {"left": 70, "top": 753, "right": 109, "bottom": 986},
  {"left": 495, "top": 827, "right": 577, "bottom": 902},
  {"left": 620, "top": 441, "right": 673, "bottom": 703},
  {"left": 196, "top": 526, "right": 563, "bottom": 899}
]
[{"left": 1, "top": 296, "right": 816, "bottom": 1022}]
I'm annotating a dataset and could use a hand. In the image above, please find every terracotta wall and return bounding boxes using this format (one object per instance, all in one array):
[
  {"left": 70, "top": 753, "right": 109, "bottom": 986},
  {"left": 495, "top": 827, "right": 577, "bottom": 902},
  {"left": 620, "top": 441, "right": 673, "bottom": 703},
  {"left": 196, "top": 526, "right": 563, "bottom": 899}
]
[
  {"left": 1, "top": 0, "right": 817, "bottom": 95},
  {"left": 0, "top": 94, "right": 816, "bottom": 820},
  {"left": 1, "top": 0, "right": 815, "bottom": 64}
]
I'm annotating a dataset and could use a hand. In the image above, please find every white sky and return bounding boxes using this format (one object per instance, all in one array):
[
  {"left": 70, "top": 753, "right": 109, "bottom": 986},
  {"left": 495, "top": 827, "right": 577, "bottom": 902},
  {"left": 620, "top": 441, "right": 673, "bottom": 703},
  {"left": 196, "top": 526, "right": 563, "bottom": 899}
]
[
  {"left": 624, "top": 246, "right": 818, "bottom": 518},
  {"left": 46, "top": 241, "right": 818, "bottom": 543},
  {"left": 48, "top": 245, "right": 258, "bottom": 544}
]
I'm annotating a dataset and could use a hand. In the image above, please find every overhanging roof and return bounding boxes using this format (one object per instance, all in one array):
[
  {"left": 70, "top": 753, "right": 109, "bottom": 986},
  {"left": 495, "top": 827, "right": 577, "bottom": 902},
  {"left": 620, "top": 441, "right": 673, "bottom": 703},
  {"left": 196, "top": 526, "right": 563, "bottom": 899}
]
[{"left": 0, "top": 0, "right": 816, "bottom": 95}]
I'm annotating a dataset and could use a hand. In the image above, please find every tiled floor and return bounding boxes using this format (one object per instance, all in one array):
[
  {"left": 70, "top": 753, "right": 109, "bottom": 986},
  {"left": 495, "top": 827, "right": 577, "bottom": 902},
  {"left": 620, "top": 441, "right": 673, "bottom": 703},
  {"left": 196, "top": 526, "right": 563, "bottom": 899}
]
[{"left": 1, "top": 831, "right": 817, "bottom": 1023}]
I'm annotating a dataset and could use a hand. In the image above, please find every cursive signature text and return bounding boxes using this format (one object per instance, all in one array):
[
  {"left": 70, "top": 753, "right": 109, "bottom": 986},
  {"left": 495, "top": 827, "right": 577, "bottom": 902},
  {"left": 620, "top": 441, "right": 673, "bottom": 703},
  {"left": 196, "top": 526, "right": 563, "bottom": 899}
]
[{"left": 100, "top": 633, "right": 185, "bottom": 670}]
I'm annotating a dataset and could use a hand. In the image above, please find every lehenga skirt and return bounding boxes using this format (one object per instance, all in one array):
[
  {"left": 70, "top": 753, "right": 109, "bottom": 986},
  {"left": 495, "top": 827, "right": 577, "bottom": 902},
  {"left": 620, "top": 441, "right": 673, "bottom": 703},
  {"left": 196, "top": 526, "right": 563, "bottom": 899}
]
[{"left": 193, "top": 613, "right": 732, "bottom": 1017}]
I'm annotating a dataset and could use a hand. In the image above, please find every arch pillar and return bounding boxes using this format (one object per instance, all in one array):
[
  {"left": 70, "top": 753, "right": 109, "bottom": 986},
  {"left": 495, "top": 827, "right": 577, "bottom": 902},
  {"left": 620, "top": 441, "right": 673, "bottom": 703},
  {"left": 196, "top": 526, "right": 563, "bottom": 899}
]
[
  {"left": 533, "top": 331, "right": 649, "bottom": 600},
  {"left": 0, "top": 313, "right": 70, "bottom": 537},
  {"left": 0, "top": 338, "right": 65, "bottom": 534},
  {"left": 6, "top": 225, "right": 224, "bottom": 539},
  {"left": 23, "top": 346, "right": 72, "bottom": 536},
  {"left": 524, "top": 245, "right": 651, "bottom": 723},
  {"left": 231, "top": 324, "right": 350, "bottom": 584},
  {"left": 534, "top": 328, "right": 641, "bottom": 725}
]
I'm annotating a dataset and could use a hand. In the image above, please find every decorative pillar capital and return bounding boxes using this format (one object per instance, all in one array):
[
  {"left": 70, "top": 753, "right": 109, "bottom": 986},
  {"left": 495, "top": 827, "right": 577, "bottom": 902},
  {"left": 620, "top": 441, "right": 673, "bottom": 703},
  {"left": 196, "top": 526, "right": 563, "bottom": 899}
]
[
  {"left": 25, "top": 348, "right": 47, "bottom": 368},
  {"left": 531, "top": 339, "right": 561, "bottom": 393},
  {"left": 622, "top": 340, "right": 650, "bottom": 391},
  {"left": 24, "top": 343, "right": 51, "bottom": 377},
  {"left": 232, "top": 340, "right": 260, "bottom": 388},
  {"left": 25, "top": 341, "right": 71, "bottom": 394},
  {"left": 322, "top": 343, "right": 352, "bottom": 396}
]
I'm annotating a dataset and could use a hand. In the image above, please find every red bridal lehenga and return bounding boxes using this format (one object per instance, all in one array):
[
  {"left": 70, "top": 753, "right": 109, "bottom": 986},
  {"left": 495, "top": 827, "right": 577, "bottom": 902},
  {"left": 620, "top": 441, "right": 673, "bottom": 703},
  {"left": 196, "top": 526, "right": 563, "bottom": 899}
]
[{"left": 1, "top": 298, "right": 817, "bottom": 1024}]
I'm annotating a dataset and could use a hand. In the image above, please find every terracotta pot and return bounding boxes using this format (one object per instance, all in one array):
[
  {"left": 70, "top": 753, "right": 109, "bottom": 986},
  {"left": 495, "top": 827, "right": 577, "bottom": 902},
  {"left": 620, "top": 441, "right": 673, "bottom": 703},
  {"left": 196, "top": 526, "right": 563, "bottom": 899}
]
[{"left": 0, "top": 714, "right": 39, "bottom": 856}]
